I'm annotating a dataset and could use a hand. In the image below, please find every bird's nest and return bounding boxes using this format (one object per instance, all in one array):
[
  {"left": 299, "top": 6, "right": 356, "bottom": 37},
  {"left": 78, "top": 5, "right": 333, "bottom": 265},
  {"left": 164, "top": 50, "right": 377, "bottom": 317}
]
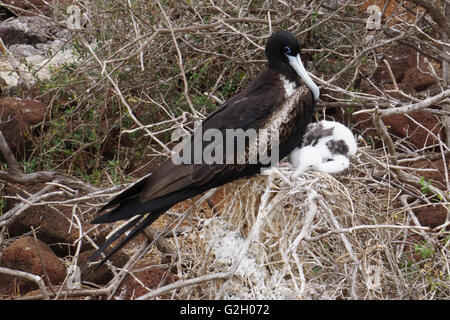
[
  {"left": 148, "top": 146, "right": 449, "bottom": 300},
  {"left": 1, "top": 144, "right": 448, "bottom": 300}
]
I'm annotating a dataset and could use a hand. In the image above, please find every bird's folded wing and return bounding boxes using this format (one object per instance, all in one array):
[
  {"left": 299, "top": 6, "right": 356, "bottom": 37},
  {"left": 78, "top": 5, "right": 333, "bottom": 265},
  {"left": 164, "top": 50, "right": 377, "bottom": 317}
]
[{"left": 139, "top": 82, "right": 288, "bottom": 202}]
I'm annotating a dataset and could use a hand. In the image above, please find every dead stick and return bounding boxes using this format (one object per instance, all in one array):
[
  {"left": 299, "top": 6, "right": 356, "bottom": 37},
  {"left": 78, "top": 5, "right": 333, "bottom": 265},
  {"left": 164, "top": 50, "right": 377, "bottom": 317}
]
[
  {"left": 30, "top": 226, "right": 56, "bottom": 296},
  {"left": 0, "top": 131, "right": 21, "bottom": 174}
]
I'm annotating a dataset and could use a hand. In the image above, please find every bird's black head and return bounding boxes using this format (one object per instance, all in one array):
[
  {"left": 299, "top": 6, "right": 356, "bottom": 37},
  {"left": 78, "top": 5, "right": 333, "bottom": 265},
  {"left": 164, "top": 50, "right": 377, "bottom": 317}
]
[
  {"left": 266, "top": 30, "right": 301, "bottom": 75},
  {"left": 265, "top": 30, "right": 319, "bottom": 100}
]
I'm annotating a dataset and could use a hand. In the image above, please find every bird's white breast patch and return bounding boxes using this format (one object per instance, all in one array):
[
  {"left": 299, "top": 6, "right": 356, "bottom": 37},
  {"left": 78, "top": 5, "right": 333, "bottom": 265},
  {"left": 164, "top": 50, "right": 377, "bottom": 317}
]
[{"left": 280, "top": 75, "right": 297, "bottom": 97}]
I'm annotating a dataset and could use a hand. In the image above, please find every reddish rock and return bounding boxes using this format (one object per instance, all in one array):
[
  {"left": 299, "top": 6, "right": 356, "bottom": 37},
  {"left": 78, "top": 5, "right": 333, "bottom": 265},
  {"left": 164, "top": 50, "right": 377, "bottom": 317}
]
[
  {"left": 402, "top": 68, "right": 435, "bottom": 92},
  {"left": 18, "top": 100, "right": 46, "bottom": 125},
  {"left": 1, "top": 0, "right": 73, "bottom": 17},
  {"left": 5, "top": 182, "right": 104, "bottom": 256},
  {"left": 0, "top": 97, "right": 46, "bottom": 156},
  {"left": 382, "top": 111, "right": 442, "bottom": 149},
  {"left": 116, "top": 268, "right": 176, "bottom": 299},
  {"left": 353, "top": 111, "right": 443, "bottom": 150},
  {"left": 0, "top": 236, "right": 66, "bottom": 296},
  {"left": 7, "top": 204, "right": 83, "bottom": 256},
  {"left": 373, "top": 44, "right": 435, "bottom": 87},
  {"left": 410, "top": 158, "right": 449, "bottom": 190},
  {"left": 364, "top": 83, "right": 415, "bottom": 99},
  {"left": 373, "top": 46, "right": 414, "bottom": 85},
  {"left": 0, "top": 100, "right": 27, "bottom": 155},
  {"left": 78, "top": 249, "right": 129, "bottom": 285},
  {"left": 413, "top": 204, "right": 447, "bottom": 229},
  {"left": 4, "top": 184, "right": 71, "bottom": 247},
  {"left": 0, "top": 97, "right": 46, "bottom": 124}
]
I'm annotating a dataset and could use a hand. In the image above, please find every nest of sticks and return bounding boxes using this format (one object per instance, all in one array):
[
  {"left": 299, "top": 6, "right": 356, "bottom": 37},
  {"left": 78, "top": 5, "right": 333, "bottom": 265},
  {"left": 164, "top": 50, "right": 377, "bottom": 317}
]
[
  {"left": 1, "top": 137, "right": 448, "bottom": 300},
  {"left": 152, "top": 146, "right": 449, "bottom": 300}
]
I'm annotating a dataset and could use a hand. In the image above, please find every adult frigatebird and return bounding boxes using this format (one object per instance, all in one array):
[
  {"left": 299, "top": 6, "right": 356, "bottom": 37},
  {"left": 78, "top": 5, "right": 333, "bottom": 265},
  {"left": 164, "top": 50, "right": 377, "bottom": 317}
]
[{"left": 88, "top": 30, "right": 320, "bottom": 271}]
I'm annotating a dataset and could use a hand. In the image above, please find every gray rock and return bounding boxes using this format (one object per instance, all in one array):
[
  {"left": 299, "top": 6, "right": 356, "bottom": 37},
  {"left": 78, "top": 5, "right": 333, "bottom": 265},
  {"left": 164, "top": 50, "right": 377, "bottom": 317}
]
[
  {"left": 8, "top": 43, "right": 45, "bottom": 57},
  {"left": 0, "top": 17, "right": 78, "bottom": 88},
  {"left": 0, "top": 16, "right": 54, "bottom": 46}
]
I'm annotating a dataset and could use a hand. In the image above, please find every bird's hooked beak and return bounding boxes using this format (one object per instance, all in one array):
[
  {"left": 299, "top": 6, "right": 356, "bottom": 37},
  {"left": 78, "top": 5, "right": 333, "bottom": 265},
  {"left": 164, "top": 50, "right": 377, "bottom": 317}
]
[{"left": 286, "top": 53, "right": 320, "bottom": 101}]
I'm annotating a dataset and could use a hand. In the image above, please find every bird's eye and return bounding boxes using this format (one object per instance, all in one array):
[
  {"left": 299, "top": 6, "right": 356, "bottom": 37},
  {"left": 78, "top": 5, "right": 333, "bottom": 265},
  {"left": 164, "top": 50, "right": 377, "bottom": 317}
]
[{"left": 283, "top": 46, "right": 291, "bottom": 54}]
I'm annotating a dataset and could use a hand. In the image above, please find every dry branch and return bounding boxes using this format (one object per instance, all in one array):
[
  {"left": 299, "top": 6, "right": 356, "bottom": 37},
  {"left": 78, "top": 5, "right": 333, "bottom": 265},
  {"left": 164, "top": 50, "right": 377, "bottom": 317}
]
[
  {"left": 0, "top": 267, "right": 49, "bottom": 299},
  {"left": 379, "top": 89, "right": 450, "bottom": 117}
]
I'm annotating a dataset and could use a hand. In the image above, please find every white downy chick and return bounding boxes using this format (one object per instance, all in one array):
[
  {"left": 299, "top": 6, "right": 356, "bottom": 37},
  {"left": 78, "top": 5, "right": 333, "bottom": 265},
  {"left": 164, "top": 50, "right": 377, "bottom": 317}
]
[
  {"left": 304, "top": 120, "right": 357, "bottom": 160},
  {"left": 290, "top": 120, "right": 357, "bottom": 176},
  {"left": 290, "top": 145, "right": 323, "bottom": 177}
]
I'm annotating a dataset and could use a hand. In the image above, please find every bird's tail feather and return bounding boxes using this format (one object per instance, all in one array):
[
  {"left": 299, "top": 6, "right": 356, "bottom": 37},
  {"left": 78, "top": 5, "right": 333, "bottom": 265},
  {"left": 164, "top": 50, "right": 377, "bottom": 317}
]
[
  {"left": 98, "top": 177, "right": 148, "bottom": 213},
  {"left": 92, "top": 186, "right": 207, "bottom": 225},
  {"left": 89, "top": 215, "right": 144, "bottom": 263},
  {"left": 91, "top": 196, "right": 154, "bottom": 224},
  {"left": 84, "top": 209, "right": 165, "bottom": 280}
]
